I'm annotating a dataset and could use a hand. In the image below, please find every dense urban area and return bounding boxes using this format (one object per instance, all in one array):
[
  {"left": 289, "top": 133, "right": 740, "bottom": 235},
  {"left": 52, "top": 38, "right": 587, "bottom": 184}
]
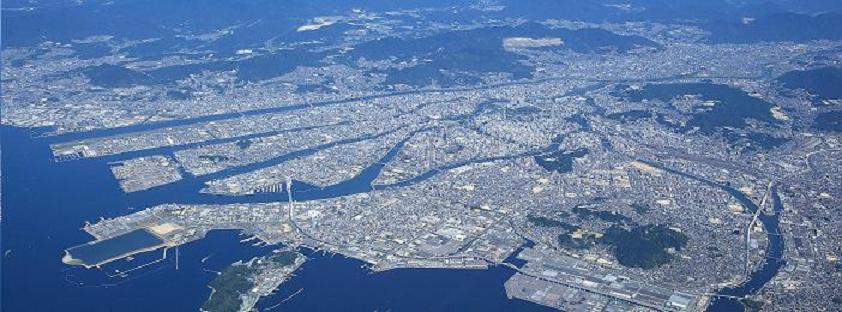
[{"left": 2, "top": 1, "right": 841, "bottom": 311}]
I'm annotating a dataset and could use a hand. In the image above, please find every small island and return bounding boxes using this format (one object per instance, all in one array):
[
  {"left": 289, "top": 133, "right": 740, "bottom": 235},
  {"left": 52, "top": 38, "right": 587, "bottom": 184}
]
[{"left": 202, "top": 250, "right": 306, "bottom": 312}]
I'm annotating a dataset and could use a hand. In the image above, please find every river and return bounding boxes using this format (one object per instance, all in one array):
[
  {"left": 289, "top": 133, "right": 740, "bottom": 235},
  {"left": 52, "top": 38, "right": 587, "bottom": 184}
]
[{"left": 1, "top": 125, "right": 551, "bottom": 311}]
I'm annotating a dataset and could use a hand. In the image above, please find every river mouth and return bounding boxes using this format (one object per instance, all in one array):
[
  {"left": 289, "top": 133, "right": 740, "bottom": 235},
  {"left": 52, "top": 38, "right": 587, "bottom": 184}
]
[{"left": 2, "top": 125, "right": 556, "bottom": 312}]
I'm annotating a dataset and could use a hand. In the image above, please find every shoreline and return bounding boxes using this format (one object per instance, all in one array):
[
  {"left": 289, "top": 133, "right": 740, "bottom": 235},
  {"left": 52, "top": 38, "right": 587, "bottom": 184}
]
[{"left": 62, "top": 228, "right": 171, "bottom": 268}]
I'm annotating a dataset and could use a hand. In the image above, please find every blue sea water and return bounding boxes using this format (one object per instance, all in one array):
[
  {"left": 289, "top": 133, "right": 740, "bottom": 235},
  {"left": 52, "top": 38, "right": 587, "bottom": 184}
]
[
  {"left": 2, "top": 113, "right": 787, "bottom": 312},
  {"left": 2, "top": 126, "right": 273, "bottom": 311},
  {"left": 1, "top": 125, "right": 551, "bottom": 311}
]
